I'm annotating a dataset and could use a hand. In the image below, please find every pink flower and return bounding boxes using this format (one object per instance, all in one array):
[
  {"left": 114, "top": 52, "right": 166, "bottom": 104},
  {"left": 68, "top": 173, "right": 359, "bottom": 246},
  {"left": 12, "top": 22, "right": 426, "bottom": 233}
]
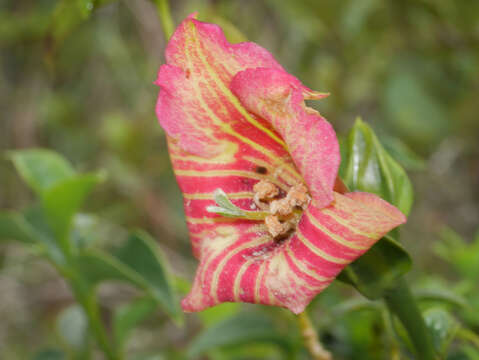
[{"left": 155, "top": 14, "right": 406, "bottom": 314}]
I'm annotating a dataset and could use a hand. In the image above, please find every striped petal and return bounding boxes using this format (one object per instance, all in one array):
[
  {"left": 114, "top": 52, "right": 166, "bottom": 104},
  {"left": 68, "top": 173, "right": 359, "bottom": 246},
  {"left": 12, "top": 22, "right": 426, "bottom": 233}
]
[
  {"left": 182, "top": 191, "right": 406, "bottom": 314},
  {"left": 157, "top": 14, "right": 303, "bottom": 256},
  {"left": 231, "top": 67, "right": 339, "bottom": 208},
  {"left": 155, "top": 15, "right": 407, "bottom": 314}
]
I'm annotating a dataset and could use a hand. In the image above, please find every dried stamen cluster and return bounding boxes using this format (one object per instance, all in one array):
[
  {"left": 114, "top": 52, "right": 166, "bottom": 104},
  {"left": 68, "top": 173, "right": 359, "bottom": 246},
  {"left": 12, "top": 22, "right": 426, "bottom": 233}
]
[{"left": 253, "top": 180, "right": 310, "bottom": 238}]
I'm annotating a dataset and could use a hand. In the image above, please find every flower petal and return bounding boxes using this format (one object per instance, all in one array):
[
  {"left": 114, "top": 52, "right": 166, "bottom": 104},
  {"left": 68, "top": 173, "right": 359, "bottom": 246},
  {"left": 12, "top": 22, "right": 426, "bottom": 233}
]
[
  {"left": 156, "top": 16, "right": 308, "bottom": 255},
  {"left": 182, "top": 191, "right": 406, "bottom": 314},
  {"left": 156, "top": 14, "right": 288, "bottom": 158},
  {"left": 230, "top": 67, "right": 340, "bottom": 208}
]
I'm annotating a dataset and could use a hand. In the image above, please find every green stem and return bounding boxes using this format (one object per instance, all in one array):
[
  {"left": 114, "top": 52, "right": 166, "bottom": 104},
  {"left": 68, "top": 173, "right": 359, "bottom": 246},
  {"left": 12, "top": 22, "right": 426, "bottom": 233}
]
[
  {"left": 297, "top": 311, "right": 331, "bottom": 360},
  {"left": 383, "top": 278, "right": 436, "bottom": 360},
  {"left": 154, "top": 0, "right": 174, "bottom": 40},
  {"left": 457, "top": 328, "right": 479, "bottom": 349},
  {"left": 82, "top": 292, "right": 119, "bottom": 360},
  {"left": 66, "top": 273, "right": 119, "bottom": 360}
]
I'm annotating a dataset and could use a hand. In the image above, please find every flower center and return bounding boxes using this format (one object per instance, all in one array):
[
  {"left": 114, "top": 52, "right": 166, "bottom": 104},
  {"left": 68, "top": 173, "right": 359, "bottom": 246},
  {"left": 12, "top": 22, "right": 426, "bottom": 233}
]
[
  {"left": 206, "top": 181, "right": 310, "bottom": 239},
  {"left": 253, "top": 180, "right": 310, "bottom": 238}
]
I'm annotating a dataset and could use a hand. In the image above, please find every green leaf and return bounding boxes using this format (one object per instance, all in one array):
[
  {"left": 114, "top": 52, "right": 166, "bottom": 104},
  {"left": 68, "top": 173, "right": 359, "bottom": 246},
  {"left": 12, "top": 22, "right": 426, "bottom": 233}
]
[
  {"left": 187, "top": 313, "right": 292, "bottom": 358},
  {"left": 337, "top": 118, "right": 414, "bottom": 298},
  {"left": 0, "top": 208, "right": 65, "bottom": 264},
  {"left": 56, "top": 305, "right": 89, "bottom": 350},
  {"left": 41, "top": 173, "right": 104, "bottom": 242},
  {"left": 49, "top": 0, "right": 118, "bottom": 47},
  {"left": 75, "top": 231, "right": 180, "bottom": 319},
  {"left": 414, "top": 287, "right": 469, "bottom": 309},
  {"left": 0, "top": 211, "right": 38, "bottom": 244},
  {"left": 381, "top": 135, "right": 426, "bottom": 171},
  {"left": 339, "top": 117, "right": 414, "bottom": 216},
  {"left": 23, "top": 205, "right": 66, "bottom": 264},
  {"left": 198, "top": 302, "right": 241, "bottom": 326},
  {"left": 114, "top": 231, "right": 180, "bottom": 320},
  {"left": 8, "top": 149, "right": 75, "bottom": 194},
  {"left": 337, "top": 235, "right": 412, "bottom": 299},
  {"left": 113, "top": 297, "right": 157, "bottom": 348},
  {"left": 423, "top": 308, "right": 460, "bottom": 357}
]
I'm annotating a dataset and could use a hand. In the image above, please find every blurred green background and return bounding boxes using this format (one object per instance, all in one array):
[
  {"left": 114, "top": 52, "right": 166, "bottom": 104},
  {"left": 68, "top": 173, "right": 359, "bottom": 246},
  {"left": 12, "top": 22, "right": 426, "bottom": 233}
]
[{"left": 1, "top": 0, "right": 478, "bottom": 359}]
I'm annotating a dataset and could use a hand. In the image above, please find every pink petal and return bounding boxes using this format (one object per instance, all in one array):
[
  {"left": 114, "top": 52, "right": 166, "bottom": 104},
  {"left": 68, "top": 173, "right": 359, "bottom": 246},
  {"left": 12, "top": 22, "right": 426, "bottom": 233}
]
[
  {"left": 182, "top": 192, "right": 406, "bottom": 314},
  {"left": 230, "top": 67, "right": 340, "bottom": 208},
  {"left": 156, "top": 15, "right": 305, "bottom": 255}
]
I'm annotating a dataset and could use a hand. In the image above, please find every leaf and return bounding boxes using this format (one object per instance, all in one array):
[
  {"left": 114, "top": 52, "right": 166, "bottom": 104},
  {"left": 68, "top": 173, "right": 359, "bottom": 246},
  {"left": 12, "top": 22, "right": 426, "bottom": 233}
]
[
  {"left": 113, "top": 297, "right": 157, "bottom": 348},
  {"left": 339, "top": 117, "right": 414, "bottom": 216},
  {"left": 0, "top": 211, "right": 38, "bottom": 244},
  {"left": 41, "top": 173, "right": 105, "bottom": 242},
  {"left": 337, "top": 118, "right": 414, "bottom": 298},
  {"left": 187, "top": 313, "right": 292, "bottom": 358},
  {"left": 337, "top": 235, "right": 412, "bottom": 299},
  {"left": 23, "top": 205, "right": 66, "bottom": 264},
  {"left": 113, "top": 231, "right": 180, "bottom": 320},
  {"left": 381, "top": 135, "right": 426, "bottom": 171},
  {"left": 56, "top": 304, "right": 89, "bottom": 350},
  {"left": 8, "top": 149, "right": 75, "bottom": 194},
  {"left": 75, "top": 231, "right": 180, "bottom": 319},
  {"left": 414, "top": 287, "right": 469, "bottom": 309},
  {"left": 423, "top": 308, "right": 460, "bottom": 357},
  {"left": 49, "top": 0, "right": 118, "bottom": 47},
  {"left": 0, "top": 208, "right": 65, "bottom": 264},
  {"left": 198, "top": 302, "right": 241, "bottom": 326}
]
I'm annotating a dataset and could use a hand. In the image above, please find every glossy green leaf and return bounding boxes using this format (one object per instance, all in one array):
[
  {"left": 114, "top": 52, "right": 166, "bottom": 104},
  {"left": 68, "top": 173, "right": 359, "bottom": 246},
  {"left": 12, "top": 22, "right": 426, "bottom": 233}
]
[
  {"left": 337, "top": 235, "right": 412, "bottom": 299},
  {"left": 8, "top": 149, "right": 75, "bottom": 195},
  {"left": 339, "top": 117, "right": 414, "bottom": 216},
  {"left": 338, "top": 118, "right": 414, "bottom": 298},
  {"left": 113, "top": 297, "right": 157, "bottom": 348},
  {"left": 56, "top": 305, "right": 89, "bottom": 350},
  {"left": 41, "top": 173, "right": 104, "bottom": 242},
  {"left": 188, "top": 313, "right": 292, "bottom": 358},
  {"left": 75, "top": 230, "right": 180, "bottom": 319},
  {"left": 423, "top": 308, "right": 460, "bottom": 357}
]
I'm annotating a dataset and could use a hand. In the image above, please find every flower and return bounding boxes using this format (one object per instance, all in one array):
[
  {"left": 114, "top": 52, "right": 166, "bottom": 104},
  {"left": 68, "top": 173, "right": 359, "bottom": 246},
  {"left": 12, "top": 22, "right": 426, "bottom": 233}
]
[{"left": 155, "top": 14, "right": 406, "bottom": 314}]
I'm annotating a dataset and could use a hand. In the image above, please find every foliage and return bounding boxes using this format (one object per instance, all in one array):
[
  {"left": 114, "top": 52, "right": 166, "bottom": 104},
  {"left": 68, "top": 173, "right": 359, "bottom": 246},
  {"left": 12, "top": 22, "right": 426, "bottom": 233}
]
[{"left": 0, "top": 150, "right": 179, "bottom": 359}]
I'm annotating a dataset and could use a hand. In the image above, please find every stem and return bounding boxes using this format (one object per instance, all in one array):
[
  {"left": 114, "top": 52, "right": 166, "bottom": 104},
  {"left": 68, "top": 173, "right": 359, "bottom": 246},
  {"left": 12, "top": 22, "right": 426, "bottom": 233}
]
[
  {"left": 297, "top": 311, "right": 332, "bottom": 360},
  {"left": 67, "top": 276, "right": 119, "bottom": 360},
  {"left": 457, "top": 328, "right": 479, "bottom": 349},
  {"left": 154, "top": 0, "right": 174, "bottom": 40},
  {"left": 383, "top": 277, "right": 436, "bottom": 360},
  {"left": 82, "top": 291, "right": 119, "bottom": 360}
]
